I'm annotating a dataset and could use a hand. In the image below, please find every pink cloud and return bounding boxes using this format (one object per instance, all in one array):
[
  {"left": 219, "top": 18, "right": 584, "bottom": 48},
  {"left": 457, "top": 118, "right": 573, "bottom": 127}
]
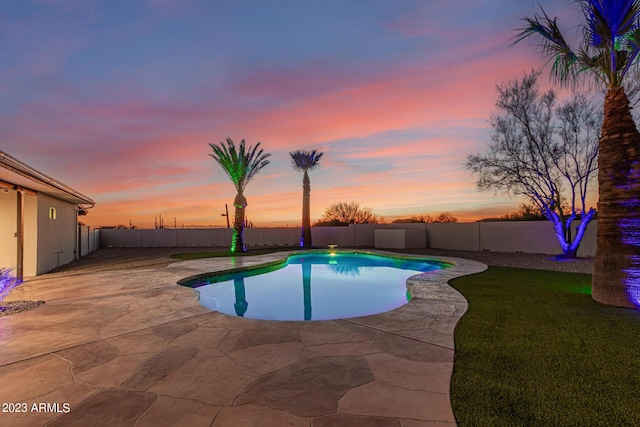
[{"left": 222, "top": 50, "right": 540, "bottom": 151}]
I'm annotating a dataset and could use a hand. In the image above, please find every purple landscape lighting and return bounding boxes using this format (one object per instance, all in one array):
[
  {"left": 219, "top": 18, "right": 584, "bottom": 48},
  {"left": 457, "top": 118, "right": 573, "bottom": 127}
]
[
  {"left": 624, "top": 256, "right": 640, "bottom": 308},
  {"left": 0, "top": 268, "right": 22, "bottom": 304},
  {"left": 615, "top": 152, "right": 640, "bottom": 308},
  {"left": 619, "top": 216, "right": 640, "bottom": 308},
  {"left": 619, "top": 217, "right": 640, "bottom": 246},
  {"left": 616, "top": 155, "right": 640, "bottom": 308}
]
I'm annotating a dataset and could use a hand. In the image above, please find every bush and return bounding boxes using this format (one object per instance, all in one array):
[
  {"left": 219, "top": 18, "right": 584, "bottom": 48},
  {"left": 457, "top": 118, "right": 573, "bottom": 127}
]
[
  {"left": 0, "top": 268, "right": 22, "bottom": 304},
  {"left": 316, "top": 201, "right": 381, "bottom": 224}
]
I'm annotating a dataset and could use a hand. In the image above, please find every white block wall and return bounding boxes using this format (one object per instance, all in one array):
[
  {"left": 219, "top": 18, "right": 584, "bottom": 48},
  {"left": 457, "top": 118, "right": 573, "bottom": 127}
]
[{"left": 98, "top": 220, "right": 598, "bottom": 257}]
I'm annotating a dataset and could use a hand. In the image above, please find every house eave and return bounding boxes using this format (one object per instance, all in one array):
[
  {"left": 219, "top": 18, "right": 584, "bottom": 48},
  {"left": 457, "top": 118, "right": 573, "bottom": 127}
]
[{"left": 0, "top": 151, "right": 95, "bottom": 207}]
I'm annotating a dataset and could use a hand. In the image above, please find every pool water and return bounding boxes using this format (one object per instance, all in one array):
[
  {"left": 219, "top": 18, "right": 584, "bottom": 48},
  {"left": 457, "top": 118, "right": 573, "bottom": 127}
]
[{"left": 189, "top": 252, "right": 447, "bottom": 321}]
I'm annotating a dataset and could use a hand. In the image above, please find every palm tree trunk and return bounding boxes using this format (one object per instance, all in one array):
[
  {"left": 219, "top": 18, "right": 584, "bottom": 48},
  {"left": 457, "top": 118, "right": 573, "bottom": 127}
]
[
  {"left": 232, "top": 192, "right": 247, "bottom": 253},
  {"left": 233, "top": 278, "right": 248, "bottom": 316},
  {"left": 301, "top": 171, "right": 312, "bottom": 248},
  {"left": 302, "top": 262, "right": 312, "bottom": 320},
  {"left": 592, "top": 86, "right": 640, "bottom": 308}
]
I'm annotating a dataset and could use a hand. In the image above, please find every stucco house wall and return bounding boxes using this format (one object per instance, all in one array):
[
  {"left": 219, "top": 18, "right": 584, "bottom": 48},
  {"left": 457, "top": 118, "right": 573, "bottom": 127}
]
[
  {"left": 23, "top": 194, "right": 38, "bottom": 276},
  {"left": 1, "top": 151, "right": 95, "bottom": 278},
  {"left": 36, "top": 192, "right": 79, "bottom": 274}
]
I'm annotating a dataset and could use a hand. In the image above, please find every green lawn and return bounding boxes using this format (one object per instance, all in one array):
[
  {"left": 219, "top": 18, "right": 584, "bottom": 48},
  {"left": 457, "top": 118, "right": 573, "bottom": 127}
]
[
  {"left": 170, "top": 246, "right": 297, "bottom": 260},
  {"left": 449, "top": 267, "right": 640, "bottom": 427}
]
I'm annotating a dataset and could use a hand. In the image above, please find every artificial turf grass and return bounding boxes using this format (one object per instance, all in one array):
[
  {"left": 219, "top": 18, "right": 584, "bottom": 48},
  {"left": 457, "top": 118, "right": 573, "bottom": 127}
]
[{"left": 449, "top": 267, "right": 640, "bottom": 427}]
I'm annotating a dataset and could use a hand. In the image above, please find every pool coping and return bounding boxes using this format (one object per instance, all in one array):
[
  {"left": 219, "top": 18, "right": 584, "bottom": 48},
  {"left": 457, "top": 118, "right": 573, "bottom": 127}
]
[
  {"left": 0, "top": 249, "right": 487, "bottom": 426},
  {"left": 176, "top": 249, "right": 456, "bottom": 286}
]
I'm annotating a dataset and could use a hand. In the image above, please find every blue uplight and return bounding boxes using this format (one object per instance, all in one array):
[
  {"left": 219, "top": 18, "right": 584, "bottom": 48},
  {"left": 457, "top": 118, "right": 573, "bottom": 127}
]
[
  {"left": 625, "top": 256, "right": 640, "bottom": 308},
  {"left": 617, "top": 203, "right": 640, "bottom": 308}
]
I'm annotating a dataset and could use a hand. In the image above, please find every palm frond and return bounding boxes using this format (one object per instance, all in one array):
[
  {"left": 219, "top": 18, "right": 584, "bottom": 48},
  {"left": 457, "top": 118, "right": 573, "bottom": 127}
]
[
  {"left": 513, "top": 8, "right": 581, "bottom": 86},
  {"left": 245, "top": 142, "right": 271, "bottom": 184},
  {"left": 581, "top": 0, "right": 640, "bottom": 43},
  {"left": 289, "top": 149, "right": 324, "bottom": 172},
  {"left": 209, "top": 138, "right": 271, "bottom": 192},
  {"left": 516, "top": 1, "right": 640, "bottom": 88},
  {"left": 576, "top": 49, "right": 609, "bottom": 84},
  {"left": 620, "top": 26, "right": 640, "bottom": 77},
  {"left": 579, "top": 0, "right": 640, "bottom": 84},
  {"left": 209, "top": 142, "right": 237, "bottom": 187}
]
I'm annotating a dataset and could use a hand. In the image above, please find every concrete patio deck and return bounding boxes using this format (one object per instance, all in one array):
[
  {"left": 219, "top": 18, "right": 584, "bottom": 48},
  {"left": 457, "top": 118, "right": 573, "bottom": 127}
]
[{"left": 0, "top": 250, "right": 486, "bottom": 426}]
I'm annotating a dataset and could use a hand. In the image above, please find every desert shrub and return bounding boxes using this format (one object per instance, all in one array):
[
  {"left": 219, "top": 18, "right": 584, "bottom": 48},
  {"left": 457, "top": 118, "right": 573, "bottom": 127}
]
[{"left": 0, "top": 268, "right": 22, "bottom": 304}]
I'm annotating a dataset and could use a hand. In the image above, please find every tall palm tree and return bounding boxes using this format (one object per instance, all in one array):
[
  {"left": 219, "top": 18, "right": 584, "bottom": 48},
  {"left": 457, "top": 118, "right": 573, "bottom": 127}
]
[
  {"left": 515, "top": 1, "right": 640, "bottom": 308},
  {"left": 209, "top": 138, "right": 270, "bottom": 252},
  {"left": 290, "top": 149, "right": 324, "bottom": 248}
]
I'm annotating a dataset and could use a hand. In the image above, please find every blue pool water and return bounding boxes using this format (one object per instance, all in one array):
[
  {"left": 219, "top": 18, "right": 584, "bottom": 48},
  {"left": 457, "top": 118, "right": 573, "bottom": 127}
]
[{"left": 187, "top": 252, "right": 448, "bottom": 321}]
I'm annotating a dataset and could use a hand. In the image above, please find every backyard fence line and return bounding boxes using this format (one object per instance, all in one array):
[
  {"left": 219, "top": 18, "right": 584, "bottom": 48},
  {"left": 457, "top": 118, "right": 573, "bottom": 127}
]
[
  {"left": 78, "top": 225, "right": 100, "bottom": 256},
  {"left": 97, "top": 220, "right": 597, "bottom": 257}
]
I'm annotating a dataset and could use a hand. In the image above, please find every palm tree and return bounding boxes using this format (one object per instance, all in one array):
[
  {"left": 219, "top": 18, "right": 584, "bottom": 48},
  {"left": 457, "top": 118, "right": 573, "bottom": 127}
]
[
  {"left": 209, "top": 138, "right": 270, "bottom": 252},
  {"left": 515, "top": 1, "right": 640, "bottom": 308},
  {"left": 290, "top": 149, "right": 324, "bottom": 248}
]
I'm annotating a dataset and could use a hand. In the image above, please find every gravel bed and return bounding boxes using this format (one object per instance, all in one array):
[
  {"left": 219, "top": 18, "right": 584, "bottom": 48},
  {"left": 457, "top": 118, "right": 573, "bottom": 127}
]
[
  {"left": 391, "top": 248, "right": 594, "bottom": 274},
  {"left": 0, "top": 300, "right": 45, "bottom": 317}
]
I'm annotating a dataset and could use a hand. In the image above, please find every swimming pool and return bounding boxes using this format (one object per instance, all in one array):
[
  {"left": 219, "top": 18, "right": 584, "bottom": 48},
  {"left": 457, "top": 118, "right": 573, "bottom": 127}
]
[{"left": 182, "top": 251, "right": 450, "bottom": 321}]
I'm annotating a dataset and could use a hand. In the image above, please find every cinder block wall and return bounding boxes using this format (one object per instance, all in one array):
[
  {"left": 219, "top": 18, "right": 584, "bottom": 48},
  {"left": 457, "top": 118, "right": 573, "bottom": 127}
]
[
  {"left": 425, "top": 221, "right": 596, "bottom": 256},
  {"left": 428, "top": 223, "right": 480, "bottom": 252},
  {"left": 98, "top": 220, "right": 598, "bottom": 257}
]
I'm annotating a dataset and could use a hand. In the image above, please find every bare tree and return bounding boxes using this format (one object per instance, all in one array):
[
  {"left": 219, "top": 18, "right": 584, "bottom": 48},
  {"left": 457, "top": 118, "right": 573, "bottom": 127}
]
[
  {"left": 316, "top": 201, "right": 380, "bottom": 225},
  {"left": 466, "top": 71, "right": 600, "bottom": 258},
  {"left": 432, "top": 212, "right": 458, "bottom": 223}
]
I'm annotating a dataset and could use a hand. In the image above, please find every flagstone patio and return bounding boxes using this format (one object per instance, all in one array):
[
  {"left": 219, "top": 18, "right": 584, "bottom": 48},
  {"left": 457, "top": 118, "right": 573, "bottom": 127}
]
[{"left": 0, "top": 250, "right": 486, "bottom": 426}]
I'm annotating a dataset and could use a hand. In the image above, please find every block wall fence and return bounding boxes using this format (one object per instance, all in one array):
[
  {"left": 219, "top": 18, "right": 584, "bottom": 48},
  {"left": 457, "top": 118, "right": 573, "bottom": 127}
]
[
  {"left": 79, "top": 225, "right": 100, "bottom": 256},
  {"left": 98, "top": 220, "right": 597, "bottom": 257}
]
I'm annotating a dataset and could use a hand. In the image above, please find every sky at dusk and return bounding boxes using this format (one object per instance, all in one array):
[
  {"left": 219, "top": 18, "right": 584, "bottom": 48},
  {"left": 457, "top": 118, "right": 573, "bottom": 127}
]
[{"left": 0, "top": 0, "right": 596, "bottom": 228}]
